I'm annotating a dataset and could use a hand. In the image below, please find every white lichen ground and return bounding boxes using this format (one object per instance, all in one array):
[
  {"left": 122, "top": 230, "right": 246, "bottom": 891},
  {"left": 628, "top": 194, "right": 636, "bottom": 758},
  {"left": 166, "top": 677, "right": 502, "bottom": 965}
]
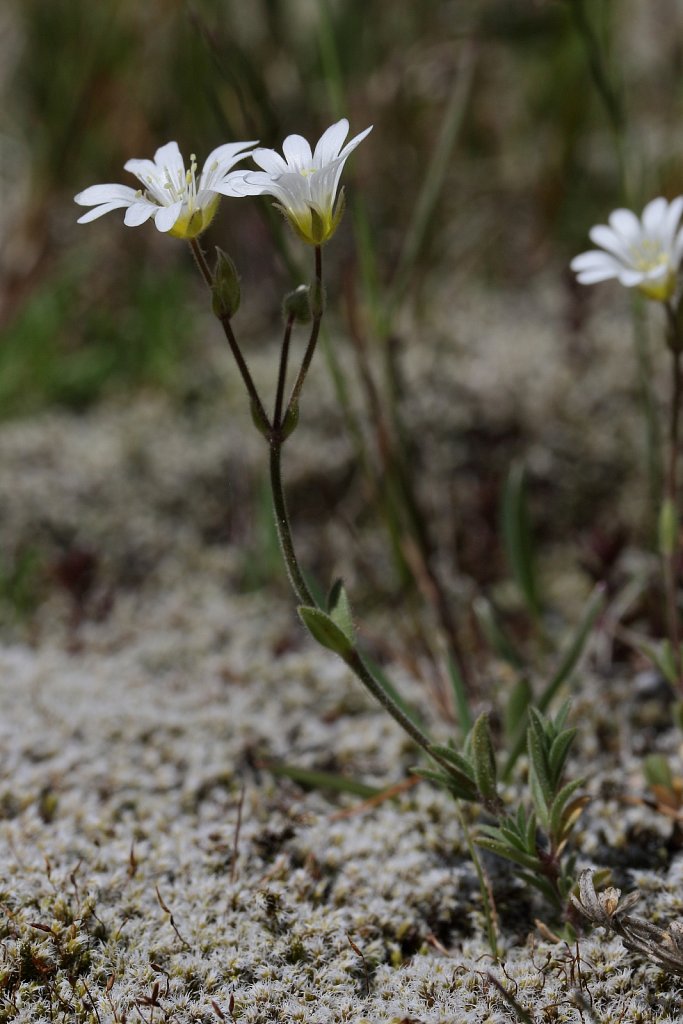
[{"left": 1, "top": 284, "right": 683, "bottom": 1021}]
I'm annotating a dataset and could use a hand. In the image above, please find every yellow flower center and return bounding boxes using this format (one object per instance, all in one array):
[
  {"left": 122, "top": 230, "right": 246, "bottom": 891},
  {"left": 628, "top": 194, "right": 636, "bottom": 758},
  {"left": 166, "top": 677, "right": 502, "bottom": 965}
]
[{"left": 628, "top": 240, "right": 676, "bottom": 302}]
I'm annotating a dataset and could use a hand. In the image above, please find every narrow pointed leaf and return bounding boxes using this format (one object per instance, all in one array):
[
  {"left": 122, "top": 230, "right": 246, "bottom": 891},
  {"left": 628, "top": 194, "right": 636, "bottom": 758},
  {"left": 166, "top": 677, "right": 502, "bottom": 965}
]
[
  {"left": 548, "top": 776, "right": 586, "bottom": 840},
  {"left": 428, "top": 744, "right": 475, "bottom": 781},
  {"left": 415, "top": 767, "right": 478, "bottom": 802},
  {"left": 502, "top": 461, "right": 540, "bottom": 619},
  {"left": 537, "top": 583, "right": 606, "bottom": 712},
  {"left": 548, "top": 728, "right": 577, "bottom": 784},
  {"left": 471, "top": 713, "right": 498, "bottom": 802},
  {"left": 475, "top": 836, "right": 541, "bottom": 872}
]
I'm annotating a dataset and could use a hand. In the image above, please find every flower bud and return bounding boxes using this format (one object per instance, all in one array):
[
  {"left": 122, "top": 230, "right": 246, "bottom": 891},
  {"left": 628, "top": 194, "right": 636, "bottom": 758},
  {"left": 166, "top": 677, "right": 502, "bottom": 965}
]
[
  {"left": 282, "top": 285, "right": 312, "bottom": 324},
  {"left": 212, "top": 248, "right": 241, "bottom": 320}
]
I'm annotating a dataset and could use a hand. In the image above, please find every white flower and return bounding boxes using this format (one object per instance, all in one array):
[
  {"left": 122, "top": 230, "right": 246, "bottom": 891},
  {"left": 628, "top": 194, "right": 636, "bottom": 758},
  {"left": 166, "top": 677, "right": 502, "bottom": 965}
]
[
  {"left": 74, "top": 140, "right": 257, "bottom": 239},
  {"left": 223, "top": 118, "right": 373, "bottom": 245},
  {"left": 571, "top": 197, "right": 683, "bottom": 302}
]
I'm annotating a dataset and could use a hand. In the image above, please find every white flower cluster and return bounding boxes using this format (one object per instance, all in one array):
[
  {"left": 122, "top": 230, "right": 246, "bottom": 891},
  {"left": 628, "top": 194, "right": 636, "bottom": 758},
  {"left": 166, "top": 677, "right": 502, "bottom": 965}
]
[{"left": 75, "top": 119, "right": 372, "bottom": 245}]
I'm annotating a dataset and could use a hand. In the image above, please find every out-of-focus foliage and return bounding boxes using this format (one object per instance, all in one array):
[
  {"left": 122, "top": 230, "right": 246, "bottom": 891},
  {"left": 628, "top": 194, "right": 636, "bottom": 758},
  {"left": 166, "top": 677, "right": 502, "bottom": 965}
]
[{"left": 1, "top": 0, "right": 683, "bottom": 413}]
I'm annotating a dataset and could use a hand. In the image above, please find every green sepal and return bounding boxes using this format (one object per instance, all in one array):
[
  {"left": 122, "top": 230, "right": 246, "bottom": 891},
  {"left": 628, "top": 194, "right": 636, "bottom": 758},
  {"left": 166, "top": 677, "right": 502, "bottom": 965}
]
[
  {"left": 281, "top": 403, "right": 299, "bottom": 440},
  {"left": 326, "top": 578, "right": 354, "bottom": 642},
  {"left": 309, "top": 207, "right": 326, "bottom": 245},
  {"left": 298, "top": 605, "right": 354, "bottom": 658},
  {"left": 329, "top": 186, "right": 346, "bottom": 240},
  {"left": 471, "top": 713, "right": 498, "bottom": 803},
  {"left": 250, "top": 398, "right": 271, "bottom": 439},
  {"left": 283, "top": 284, "right": 312, "bottom": 324}
]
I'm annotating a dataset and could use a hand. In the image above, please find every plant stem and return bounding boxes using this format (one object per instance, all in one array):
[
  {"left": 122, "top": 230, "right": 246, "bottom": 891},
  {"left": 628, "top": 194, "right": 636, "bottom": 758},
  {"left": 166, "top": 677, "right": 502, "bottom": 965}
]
[
  {"left": 188, "top": 237, "right": 270, "bottom": 431},
  {"left": 268, "top": 441, "right": 316, "bottom": 607},
  {"left": 285, "top": 246, "right": 323, "bottom": 417},
  {"left": 274, "top": 314, "right": 295, "bottom": 430},
  {"left": 664, "top": 303, "right": 682, "bottom": 685},
  {"left": 456, "top": 805, "right": 500, "bottom": 959}
]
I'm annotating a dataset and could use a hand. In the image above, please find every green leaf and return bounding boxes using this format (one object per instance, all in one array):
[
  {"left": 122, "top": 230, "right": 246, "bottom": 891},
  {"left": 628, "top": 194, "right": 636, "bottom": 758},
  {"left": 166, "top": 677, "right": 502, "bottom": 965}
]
[
  {"left": 475, "top": 835, "right": 541, "bottom": 872},
  {"left": 548, "top": 777, "right": 586, "bottom": 840},
  {"left": 326, "top": 578, "right": 354, "bottom": 642},
  {"left": 447, "top": 654, "right": 473, "bottom": 734},
  {"left": 497, "top": 824, "right": 529, "bottom": 853},
  {"left": 537, "top": 583, "right": 606, "bottom": 712},
  {"left": 298, "top": 605, "right": 353, "bottom": 658},
  {"left": 471, "top": 713, "right": 498, "bottom": 803},
  {"left": 527, "top": 715, "right": 552, "bottom": 794},
  {"left": 548, "top": 728, "right": 577, "bottom": 784},
  {"left": 502, "top": 461, "right": 540, "bottom": 619},
  {"left": 415, "top": 767, "right": 478, "bottom": 802},
  {"left": 263, "top": 761, "right": 379, "bottom": 798},
  {"left": 428, "top": 744, "right": 475, "bottom": 782}
]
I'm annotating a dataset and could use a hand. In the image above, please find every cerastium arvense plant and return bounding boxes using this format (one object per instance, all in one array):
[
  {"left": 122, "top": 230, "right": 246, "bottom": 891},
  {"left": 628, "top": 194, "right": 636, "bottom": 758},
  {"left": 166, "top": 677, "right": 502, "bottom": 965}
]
[{"left": 75, "top": 121, "right": 626, "bottom": 947}]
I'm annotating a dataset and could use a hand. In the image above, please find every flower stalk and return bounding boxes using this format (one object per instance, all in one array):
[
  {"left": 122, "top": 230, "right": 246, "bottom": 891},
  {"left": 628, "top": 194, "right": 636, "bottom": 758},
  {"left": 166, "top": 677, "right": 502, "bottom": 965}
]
[{"left": 663, "top": 301, "right": 683, "bottom": 685}]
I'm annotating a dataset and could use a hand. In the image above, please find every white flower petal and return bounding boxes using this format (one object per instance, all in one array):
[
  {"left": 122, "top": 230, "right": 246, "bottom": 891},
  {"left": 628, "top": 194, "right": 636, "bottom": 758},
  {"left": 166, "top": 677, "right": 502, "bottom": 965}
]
[
  {"left": 252, "top": 148, "right": 290, "bottom": 175},
  {"left": 608, "top": 207, "right": 641, "bottom": 239},
  {"left": 76, "top": 201, "right": 131, "bottom": 224},
  {"left": 642, "top": 197, "right": 668, "bottom": 236},
  {"left": 663, "top": 197, "right": 683, "bottom": 248},
  {"left": 153, "top": 200, "right": 184, "bottom": 233},
  {"left": 123, "top": 158, "right": 158, "bottom": 184},
  {"left": 575, "top": 266, "right": 620, "bottom": 284},
  {"left": 200, "top": 141, "right": 258, "bottom": 187},
  {"left": 216, "top": 171, "right": 272, "bottom": 197},
  {"left": 282, "top": 134, "right": 313, "bottom": 170},
  {"left": 338, "top": 124, "right": 374, "bottom": 162},
  {"left": 589, "top": 224, "right": 630, "bottom": 260},
  {"left": 74, "top": 183, "right": 138, "bottom": 206},
  {"left": 616, "top": 268, "right": 645, "bottom": 287},
  {"left": 570, "top": 250, "right": 622, "bottom": 273},
  {"left": 313, "top": 119, "right": 349, "bottom": 167},
  {"left": 124, "top": 201, "right": 158, "bottom": 226},
  {"left": 153, "top": 141, "right": 185, "bottom": 178}
]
